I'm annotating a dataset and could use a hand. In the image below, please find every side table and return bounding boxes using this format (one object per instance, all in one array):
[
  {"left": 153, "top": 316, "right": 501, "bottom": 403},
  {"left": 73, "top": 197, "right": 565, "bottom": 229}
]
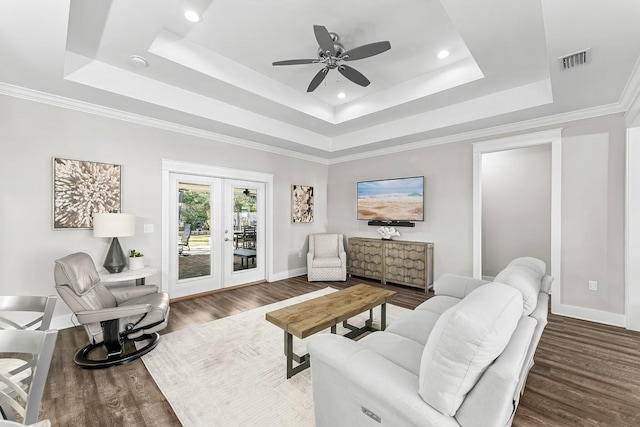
[{"left": 98, "top": 267, "right": 158, "bottom": 286}]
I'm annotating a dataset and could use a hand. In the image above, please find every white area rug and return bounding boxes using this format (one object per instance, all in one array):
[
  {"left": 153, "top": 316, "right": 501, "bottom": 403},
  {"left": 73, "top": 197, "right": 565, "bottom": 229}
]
[{"left": 141, "top": 287, "right": 410, "bottom": 427}]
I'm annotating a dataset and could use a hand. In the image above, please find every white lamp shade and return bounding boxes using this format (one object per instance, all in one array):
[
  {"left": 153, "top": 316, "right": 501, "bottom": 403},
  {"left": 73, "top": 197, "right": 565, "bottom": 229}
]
[{"left": 93, "top": 213, "right": 136, "bottom": 237}]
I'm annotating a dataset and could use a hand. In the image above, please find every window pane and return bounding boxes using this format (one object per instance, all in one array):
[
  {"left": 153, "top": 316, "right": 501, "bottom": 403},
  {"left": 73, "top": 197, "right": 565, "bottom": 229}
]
[
  {"left": 233, "top": 187, "right": 257, "bottom": 272},
  {"left": 178, "top": 183, "right": 211, "bottom": 279}
]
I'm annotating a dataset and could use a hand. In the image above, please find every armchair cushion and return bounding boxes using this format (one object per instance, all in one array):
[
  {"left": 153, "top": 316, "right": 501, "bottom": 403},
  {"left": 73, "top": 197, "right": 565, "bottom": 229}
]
[
  {"left": 311, "top": 257, "right": 343, "bottom": 268},
  {"left": 53, "top": 252, "right": 100, "bottom": 295},
  {"left": 418, "top": 282, "right": 523, "bottom": 416},
  {"left": 313, "top": 234, "right": 341, "bottom": 258},
  {"left": 109, "top": 284, "right": 159, "bottom": 304}
]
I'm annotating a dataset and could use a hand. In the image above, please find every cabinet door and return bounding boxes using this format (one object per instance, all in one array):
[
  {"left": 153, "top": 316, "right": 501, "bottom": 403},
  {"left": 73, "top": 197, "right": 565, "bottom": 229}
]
[
  {"left": 348, "top": 239, "right": 383, "bottom": 280},
  {"left": 384, "top": 242, "right": 427, "bottom": 289}
]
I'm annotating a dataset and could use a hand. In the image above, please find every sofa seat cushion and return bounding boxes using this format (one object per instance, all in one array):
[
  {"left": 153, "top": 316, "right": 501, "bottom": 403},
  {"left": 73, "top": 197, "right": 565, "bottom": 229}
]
[
  {"left": 359, "top": 331, "right": 425, "bottom": 376},
  {"left": 312, "top": 256, "right": 343, "bottom": 268},
  {"left": 415, "top": 295, "right": 460, "bottom": 315},
  {"left": 418, "top": 282, "right": 523, "bottom": 417},
  {"left": 495, "top": 265, "right": 542, "bottom": 315},
  {"left": 385, "top": 309, "right": 441, "bottom": 346}
]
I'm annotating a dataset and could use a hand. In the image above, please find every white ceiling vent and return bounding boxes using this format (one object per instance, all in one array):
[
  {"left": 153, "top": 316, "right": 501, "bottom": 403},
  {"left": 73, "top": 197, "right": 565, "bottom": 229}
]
[{"left": 559, "top": 48, "right": 591, "bottom": 70}]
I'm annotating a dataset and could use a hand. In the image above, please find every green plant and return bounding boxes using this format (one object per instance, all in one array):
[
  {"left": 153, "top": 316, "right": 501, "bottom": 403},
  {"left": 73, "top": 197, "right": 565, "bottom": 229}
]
[{"left": 129, "top": 249, "right": 144, "bottom": 258}]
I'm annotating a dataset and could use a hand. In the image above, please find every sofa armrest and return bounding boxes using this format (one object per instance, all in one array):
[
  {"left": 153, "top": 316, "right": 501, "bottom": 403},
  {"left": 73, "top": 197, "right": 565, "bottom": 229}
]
[
  {"left": 308, "top": 334, "right": 458, "bottom": 427},
  {"left": 76, "top": 304, "right": 151, "bottom": 324},
  {"left": 109, "top": 285, "right": 159, "bottom": 304},
  {"left": 434, "top": 274, "right": 489, "bottom": 298}
]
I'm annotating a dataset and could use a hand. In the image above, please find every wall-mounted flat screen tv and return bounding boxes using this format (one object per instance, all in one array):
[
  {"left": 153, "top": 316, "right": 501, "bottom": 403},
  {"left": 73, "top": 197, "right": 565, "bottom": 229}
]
[{"left": 357, "top": 176, "right": 424, "bottom": 221}]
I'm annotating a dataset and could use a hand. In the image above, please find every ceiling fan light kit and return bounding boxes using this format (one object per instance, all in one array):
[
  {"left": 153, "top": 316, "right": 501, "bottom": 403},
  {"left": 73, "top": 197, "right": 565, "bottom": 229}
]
[{"left": 273, "top": 25, "right": 391, "bottom": 92}]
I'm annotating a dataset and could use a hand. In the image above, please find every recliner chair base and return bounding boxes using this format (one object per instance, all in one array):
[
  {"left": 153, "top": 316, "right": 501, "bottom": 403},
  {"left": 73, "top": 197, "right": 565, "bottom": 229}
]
[{"left": 74, "top": 332, "right": 160, "bottom": 369}]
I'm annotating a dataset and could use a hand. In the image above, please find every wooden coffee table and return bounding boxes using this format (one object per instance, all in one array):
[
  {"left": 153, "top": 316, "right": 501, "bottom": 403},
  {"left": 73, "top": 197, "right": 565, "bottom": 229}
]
[{"left": 265, "top": 284, "right": 397, "bottom": 378}]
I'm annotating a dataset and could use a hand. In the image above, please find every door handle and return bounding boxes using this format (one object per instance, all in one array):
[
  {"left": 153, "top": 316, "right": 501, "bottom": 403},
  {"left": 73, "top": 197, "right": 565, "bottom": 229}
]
[{"left": 224, "top": 237, "right": 231, "bottom": 242}]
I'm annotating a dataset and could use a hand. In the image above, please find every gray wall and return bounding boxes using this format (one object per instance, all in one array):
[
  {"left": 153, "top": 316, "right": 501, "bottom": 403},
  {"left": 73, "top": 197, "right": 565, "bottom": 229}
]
[
  {"left": 1, "top": 93, "right": 628, "bottom": 322},
  {"left": 481, "top": 144, "right": 552, "bottom": 278},
  {"left": 328, "top": 114, "right": 626, "bottom": 317},
  {"left": 1, "top": 95, "right": 328, "bottom": 320},
  {"left": 328, "top": 141, "right": 474, "bottom": 279}
]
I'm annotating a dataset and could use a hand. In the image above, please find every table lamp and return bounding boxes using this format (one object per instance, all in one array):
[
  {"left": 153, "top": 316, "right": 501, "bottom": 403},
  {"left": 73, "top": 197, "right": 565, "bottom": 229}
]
[{"left": 93, "top": 212, "right": 135, "bottom": 273}]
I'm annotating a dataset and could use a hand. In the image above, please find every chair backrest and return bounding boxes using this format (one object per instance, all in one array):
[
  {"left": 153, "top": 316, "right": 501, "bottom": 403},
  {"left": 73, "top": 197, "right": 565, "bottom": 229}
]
[
  {"left": 310, "top": 234, "right": 344, "bottom": 258},
  {"left": 53, "top": 253, "right": 117, "bottom": 315},
  {"left": 0, "top": 329, "right": 58, "bottom": 425},
  {"left": 0, "top": 296, "right": 56, "bottom": 332},
  {"left": 181, "top": 224, "right": 192, "bottom": 246}
]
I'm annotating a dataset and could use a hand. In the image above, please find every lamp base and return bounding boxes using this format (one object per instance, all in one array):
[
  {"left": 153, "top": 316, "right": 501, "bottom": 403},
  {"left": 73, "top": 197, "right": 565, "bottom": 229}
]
[{"left": 104, "top": 237, "right": 127, "bottom": 273}]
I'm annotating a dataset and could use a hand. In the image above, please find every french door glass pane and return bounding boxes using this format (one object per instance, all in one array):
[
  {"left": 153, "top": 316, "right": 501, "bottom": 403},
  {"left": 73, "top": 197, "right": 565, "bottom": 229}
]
[
  {"left": 178, "top": 183, "right": 211, "bottom": 280},
  {"left": 233, "top": 187, "right": 257, "bottom": 272}
]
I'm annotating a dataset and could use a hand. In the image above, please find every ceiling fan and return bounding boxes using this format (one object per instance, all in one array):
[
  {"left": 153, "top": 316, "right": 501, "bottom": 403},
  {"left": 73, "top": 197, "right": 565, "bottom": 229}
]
[{"left": 272, "top": 25, "right": 391, "bottom": 92}]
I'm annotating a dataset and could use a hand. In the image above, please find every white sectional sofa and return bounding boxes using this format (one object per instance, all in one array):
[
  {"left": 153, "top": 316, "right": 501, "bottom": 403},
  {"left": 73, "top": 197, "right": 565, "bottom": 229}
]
[{"left": 307, "top": 257, "right": 553, "bottom": 427}]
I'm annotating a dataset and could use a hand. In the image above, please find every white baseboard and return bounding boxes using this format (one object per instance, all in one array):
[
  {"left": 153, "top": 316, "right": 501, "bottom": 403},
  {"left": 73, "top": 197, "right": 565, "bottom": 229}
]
[
  {"left": 269, "top": 267, "right": 307, "bottom": 282},
  {"left": 552, "top": 302, "right": 626, "bottom": 328},
  {"left": 51, "top": 313, "right": 77, "bottom": 330}
]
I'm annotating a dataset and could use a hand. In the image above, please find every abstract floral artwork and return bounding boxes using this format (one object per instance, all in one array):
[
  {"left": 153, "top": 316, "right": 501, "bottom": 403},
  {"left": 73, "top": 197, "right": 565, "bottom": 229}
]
[
  {"left": 291, "top": 184, "right": 314, "bottom": 223},
  {"left": 53, "top": 158, "right": 122, "bottom": 229}
]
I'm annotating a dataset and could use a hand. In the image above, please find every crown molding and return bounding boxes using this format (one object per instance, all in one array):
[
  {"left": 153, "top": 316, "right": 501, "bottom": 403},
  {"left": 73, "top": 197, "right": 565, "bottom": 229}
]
[
  {"left": 621, "top": 56, "right": 640, "bottom": 127},
  {"left": 1, "top": 81, "right": 631, "bottom": 167},
  {"left": 328, "top": 102, "right": 625, "bottom": 164},
  {"left": 0, "top": 83, "right": 331, "bottom": 165}
]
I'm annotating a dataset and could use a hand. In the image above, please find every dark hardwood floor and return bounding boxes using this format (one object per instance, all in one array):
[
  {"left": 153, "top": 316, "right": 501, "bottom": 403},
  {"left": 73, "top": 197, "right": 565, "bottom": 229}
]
[{"left": 40, "top": 276, "right": 640, "bottom": 426}]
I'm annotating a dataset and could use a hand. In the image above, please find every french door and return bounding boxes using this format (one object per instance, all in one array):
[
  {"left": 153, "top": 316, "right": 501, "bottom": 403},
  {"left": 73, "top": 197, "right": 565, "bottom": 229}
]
[{"left": 167, "top": 173, "right": 265, "bottom": 298}]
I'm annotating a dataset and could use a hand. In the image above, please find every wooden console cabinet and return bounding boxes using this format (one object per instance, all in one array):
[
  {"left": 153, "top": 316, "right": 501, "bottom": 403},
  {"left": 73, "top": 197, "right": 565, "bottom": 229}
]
[{"left": 348, "top": 237, "right": 434, "bottom": 291}]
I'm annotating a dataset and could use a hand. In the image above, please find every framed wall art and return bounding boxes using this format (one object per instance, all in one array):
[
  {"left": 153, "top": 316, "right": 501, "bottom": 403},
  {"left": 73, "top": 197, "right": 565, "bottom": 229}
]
[
  {"left": 52, "top": 158, "right": 122, "bottom": 229},
  {"left": 291, "top": 184, "right": 314, "bottom": 223}
]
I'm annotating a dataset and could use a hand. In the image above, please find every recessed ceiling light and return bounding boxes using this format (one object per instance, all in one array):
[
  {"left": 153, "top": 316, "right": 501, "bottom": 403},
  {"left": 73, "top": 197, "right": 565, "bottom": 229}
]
[
  {"left": 184, "top": 10, "right": 201, "bottom": 23},
  {"left": 337, "top": 92, "right": 346, "bottom": 99},
  {"left": 130, "top": 55, "right": 148, "bottom": 68},
  {"left": 437, "top": 50, "right": 450, "bottom": 59}
]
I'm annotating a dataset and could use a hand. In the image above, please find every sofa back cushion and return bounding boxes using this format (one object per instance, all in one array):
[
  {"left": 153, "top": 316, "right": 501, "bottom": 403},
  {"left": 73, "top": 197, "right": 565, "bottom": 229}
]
[
  {"left": 418, "top": 282, "right": 523, "bottom": 416},
  {"left": 494, "top": 265, "right": 542, "bottom": 315},
  {"left": 506, "top": 256, "right": 546, "bottom": 276}
]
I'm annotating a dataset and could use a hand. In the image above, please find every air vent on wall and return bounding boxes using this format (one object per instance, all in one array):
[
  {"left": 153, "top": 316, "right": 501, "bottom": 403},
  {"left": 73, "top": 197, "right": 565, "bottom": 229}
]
[{"left": 559, "top": 48, "right": 591, "bottom": 70}]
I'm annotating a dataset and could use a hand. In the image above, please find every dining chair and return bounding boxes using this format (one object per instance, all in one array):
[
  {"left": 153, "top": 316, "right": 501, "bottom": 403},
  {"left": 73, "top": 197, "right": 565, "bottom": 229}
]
[
  {"left": 0, "top": 296, "right": 57, "bottom": 380},
  {"left": 0, "top": 329, "right": 58, "bottom": 425},
  {"left": 0, "top": 296, "right": 57, "bottom": 332}
]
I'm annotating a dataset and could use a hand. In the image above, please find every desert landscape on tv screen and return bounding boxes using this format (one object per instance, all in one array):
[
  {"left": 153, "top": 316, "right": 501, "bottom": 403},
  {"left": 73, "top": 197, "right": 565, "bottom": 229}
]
[{"left": 357, "top": 177, "right": 424, "bottom": 221}]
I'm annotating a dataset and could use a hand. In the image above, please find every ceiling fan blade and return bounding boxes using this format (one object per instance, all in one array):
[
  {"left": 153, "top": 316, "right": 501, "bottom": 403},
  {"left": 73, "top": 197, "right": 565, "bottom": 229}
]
[
  {"left": 307, "top": 68, "right": 328, "bottom": 92},
  {"left": 338, "top": 65, "right": 370, "bottom": 87},
  {"left": 314, "top": 25, "right": 335, "bottom": 56},
  {"left": 272, "top": 59, "right": 317, "bottom": 66},
  {"left": 344, "top": 41, "right": 391, "bottom": 61}
]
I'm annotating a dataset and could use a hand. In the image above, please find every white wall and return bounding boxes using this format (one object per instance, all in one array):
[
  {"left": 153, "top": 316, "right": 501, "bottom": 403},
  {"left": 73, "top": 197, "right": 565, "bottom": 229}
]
[
  {"left": 1, "top": 95, "right": 328, "bottom": 321},
  {"left": 481, "top": 144, "right": 551, "bottom": 278}
]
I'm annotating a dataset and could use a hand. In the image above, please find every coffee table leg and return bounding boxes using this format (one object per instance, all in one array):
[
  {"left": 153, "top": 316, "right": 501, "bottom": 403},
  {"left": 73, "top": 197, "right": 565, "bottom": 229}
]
[{"left": 284, "top": 331, "right": 310, "bottom": 379}]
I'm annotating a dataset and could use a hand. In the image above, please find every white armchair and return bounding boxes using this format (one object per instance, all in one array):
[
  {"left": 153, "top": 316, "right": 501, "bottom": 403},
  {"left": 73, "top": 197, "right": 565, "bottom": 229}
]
[{"left": 307, "top": 234, "right": 347, "bottom": 281}]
